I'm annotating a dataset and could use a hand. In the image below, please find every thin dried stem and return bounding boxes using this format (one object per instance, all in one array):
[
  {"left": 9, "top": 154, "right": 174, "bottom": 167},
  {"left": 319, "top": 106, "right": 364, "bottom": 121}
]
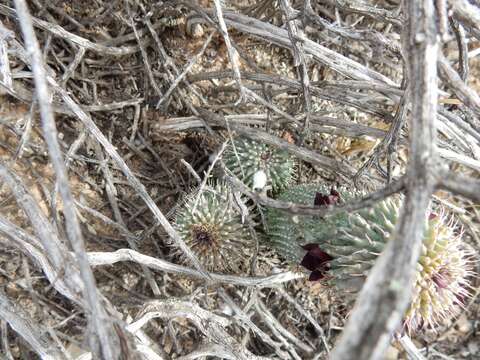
[
  {"left": 331, "top": 0, "right": 440, "bottom": 358},
  {"left": 0, "top": 291, "right": 64, "bottom": 360},
  {"left": 12, "top": 1, "right": 126, "bottom": 357}
]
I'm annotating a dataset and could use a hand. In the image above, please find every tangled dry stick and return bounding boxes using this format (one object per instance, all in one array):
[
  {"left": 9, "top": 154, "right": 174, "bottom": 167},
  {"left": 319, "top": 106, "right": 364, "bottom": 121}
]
[
  {"left": 331, "top": 1, "right": 439, "bottom": 358},
  {"left": 0, "top": 0, "right": 479, "bottom": 359}
]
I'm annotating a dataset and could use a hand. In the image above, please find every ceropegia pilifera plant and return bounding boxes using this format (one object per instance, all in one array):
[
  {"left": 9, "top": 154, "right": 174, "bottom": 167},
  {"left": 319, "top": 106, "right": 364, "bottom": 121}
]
[
  {"left": 266, "top": 185, "right": 474, "bottom": 332},
  {"left": 266, "top": 183, "right": 357, "bottom": 267},
  {"left": 222, "top": 137, "right": 295, "bottom": 192},
  {"left": 172, "top": 182, "right": 252, "bottom": 273},
  {"left": 322, "top": 200, "right": 474, "bottom": 332}
]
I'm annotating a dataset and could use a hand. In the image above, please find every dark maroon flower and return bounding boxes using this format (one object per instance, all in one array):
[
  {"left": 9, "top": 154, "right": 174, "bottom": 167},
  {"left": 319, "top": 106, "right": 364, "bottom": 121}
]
[
  {"left": 330, "top": 189, "right": 340, "bottom": 198},
  {"left": 309, "top": 270, "right": 326, "bottom": 281},
  {"left": 314, "top": 188, "right": 341, "bottom": 207},
  {"left": 300, "top": 243, "right": 333, "bottom": 281},
  {"left": 428, "top": 212, "right": 438, "bottom": 220}
]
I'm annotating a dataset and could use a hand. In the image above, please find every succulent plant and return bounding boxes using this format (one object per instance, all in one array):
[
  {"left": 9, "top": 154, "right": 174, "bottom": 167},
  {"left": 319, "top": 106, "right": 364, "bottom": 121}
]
[
  {"left": 173, "top": 182, "right": 252, "bottom": 273},
  {"left": 222, "top": 137, "right": 295, "bottom": 192},
  {"left": 404, "top": 212, "right": 473, "bottom": 331},
  {"left": 265, "top": 183, "right": 357, "bottom": 268},
  {"left": 327, "top": 200, "right": 473, "bottom": 332},
  {"left": 268, "top": 188, "right": 474, "bottom": 332}
]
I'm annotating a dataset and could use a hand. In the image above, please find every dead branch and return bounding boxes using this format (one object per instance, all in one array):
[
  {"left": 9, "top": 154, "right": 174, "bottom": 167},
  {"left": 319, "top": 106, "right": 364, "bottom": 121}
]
[
  {"left": 186, "top": 8, "right": 398, "bottom": 86},
  {"left": 0, "top": 290, "right": 64, "bottom": 360},
  {"left": 0, "top": 165, "right": 83, "bottom": 302},
  {"left": 212, "top": 0, "right": 245, "bottom": 102},
  {"left": 0, "top": 3, "right": 138, "bottom": 55},
  {"left": 12, "top": 1, "right": 127, "bottom": 357},
  {"left": 438, "top": 172, "right": 480, "bottom": 203},
  {"left": 86, "top": 248, "right": 304, "bottom": 286},
  {"left": 330, "top": 1, "right": 439, "bottom": 358},
  {"left": 449, "top": 0, "right": 480, "bottom": 40},
  {"left": 128, "top": 298, "right": 268, "bottom": 360},
  {"left": 438, "top": 54, "right": 480, "bottom": 116}
]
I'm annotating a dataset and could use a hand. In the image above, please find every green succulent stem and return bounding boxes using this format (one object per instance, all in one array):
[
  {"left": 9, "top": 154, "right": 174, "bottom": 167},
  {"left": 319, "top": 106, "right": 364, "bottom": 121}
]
[
  {"left": 223, "top": 137, "right": 295, "bottom": 192},
  {"left": 266, "top": 183, "right": 357, "bottom": 262},
  {"left": 173, "top": 182, "right": 253, "bottom": 273},
  {"left": 267, "top": 184, "right": 474, "bottom": 332}
]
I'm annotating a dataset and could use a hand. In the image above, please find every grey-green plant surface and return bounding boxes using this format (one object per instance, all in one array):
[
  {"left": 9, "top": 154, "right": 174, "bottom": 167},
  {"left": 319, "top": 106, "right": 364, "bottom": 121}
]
[
  {"left": 329, "top": 199, "right": 473, "bottom": 332},
  {"left": 269, "top": 189, "right": 474, "bottom": 332},
  {"left": 323, "top": 197, "right": 400, "bottom": 290},
  {"left": 266, "top": 183, "right": 357, "bottom": 263},
  {"left": 223, "top": 137, "right": 295, "bottom": 192},
  {"left": 173, "top": 182, "right": 253, "bottom": 272}
]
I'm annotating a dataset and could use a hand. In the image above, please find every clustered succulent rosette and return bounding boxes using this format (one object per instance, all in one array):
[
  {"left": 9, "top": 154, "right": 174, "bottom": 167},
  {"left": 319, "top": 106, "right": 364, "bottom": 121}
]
[
  {"left": 222, "top": 137, "right": 295, "bottom": 192},
  {"left": 266, "top": 185, "right": 474, "bottom": 332},
  {"left": 173, "top": 182, "right": 252, "bottom": 273}
]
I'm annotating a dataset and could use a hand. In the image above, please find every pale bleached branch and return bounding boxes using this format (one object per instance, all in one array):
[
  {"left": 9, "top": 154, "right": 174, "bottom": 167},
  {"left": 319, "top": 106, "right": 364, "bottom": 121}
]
[
  {"left": 0, "top": 3, "right": 138, "bottom": 56},
  {"left": 0, "top": 291, "right": 64, "bottom": 360},
  {"left": 438, "top": 172, "right": 480, "bottom": 203},
  {"left": 330, "top": 0, "right": 439, "bottom": 358},
  {"left": 128, "top": 299, "right": 268, "bottom": 360},
  {"left": 12, "top": 1, "right": 126, "bottom": 358},
  {"left": 46, "top": 77, "right": 211, "bottom": 280},
  {"left": 212, "top": 0, "right": 245, "bottom": 102},
  {"left": 439, "top": 54, "right": 480, "bottom": 117},
  {"left": 86, "top": 248, "right": 304, "bottom": 287}
]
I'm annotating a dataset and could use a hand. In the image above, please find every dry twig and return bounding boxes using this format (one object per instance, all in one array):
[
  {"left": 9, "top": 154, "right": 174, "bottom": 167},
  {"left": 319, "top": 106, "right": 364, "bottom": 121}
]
[{"left": 331, "top": 1, "right": 440, "bottom": 358}]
